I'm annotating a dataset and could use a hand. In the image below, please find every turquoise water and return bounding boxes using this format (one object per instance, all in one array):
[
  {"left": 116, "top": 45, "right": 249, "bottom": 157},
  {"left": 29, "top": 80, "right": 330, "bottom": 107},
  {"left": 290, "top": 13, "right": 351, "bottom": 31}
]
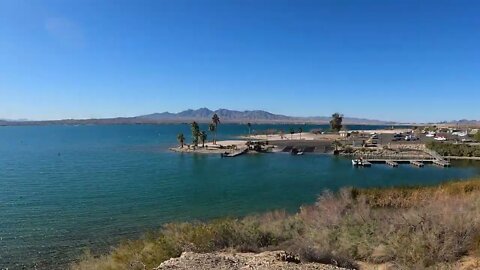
[{"left": 1, "top": 124, "right": 479, "bottom": 269}]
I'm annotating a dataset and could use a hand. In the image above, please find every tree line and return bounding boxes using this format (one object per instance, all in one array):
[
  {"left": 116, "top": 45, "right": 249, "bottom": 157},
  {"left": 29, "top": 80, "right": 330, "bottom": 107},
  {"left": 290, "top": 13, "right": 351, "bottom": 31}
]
[
  {"left": 177, "top": 113, "right": 220, "bottom": 148},
  {"left": 176, "top": 112, "right": 344, "bottom": 148}
]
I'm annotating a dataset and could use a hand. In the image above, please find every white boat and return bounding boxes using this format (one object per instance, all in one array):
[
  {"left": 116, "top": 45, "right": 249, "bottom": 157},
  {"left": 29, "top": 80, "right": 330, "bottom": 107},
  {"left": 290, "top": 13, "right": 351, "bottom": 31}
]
[
  {"left": 352, "top": 159, "right": 361, "bottom": 166},
  {"left": 434, "top": 136, "right": 447, "bottom": 141}
]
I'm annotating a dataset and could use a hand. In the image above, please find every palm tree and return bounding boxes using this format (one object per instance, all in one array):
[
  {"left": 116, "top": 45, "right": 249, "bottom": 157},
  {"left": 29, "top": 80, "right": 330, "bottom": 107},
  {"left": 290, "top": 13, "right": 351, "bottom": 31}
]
[
  {"left": 208, "top": 123, "right": 216, "bottom": 144},
  {"left": 200, "top": 131, "right": 207, "bottom": 148},
  {"left": 211, "top": 113, "right": 220, "bottom": 144},
  {"left": 298, "top": 127, "right": 303, "bottom": 140},
  {"left": 177, "top": 133, "right": 185, "bottom": 148},
  {"left": 191, "top": 121, "right": 200, "bottom": 147},
  {"left": 289, "top": 128, "right": 295, "bottom": 140},
  {"left": 247, "top": 122, "right": 252, "bottom": 135}
]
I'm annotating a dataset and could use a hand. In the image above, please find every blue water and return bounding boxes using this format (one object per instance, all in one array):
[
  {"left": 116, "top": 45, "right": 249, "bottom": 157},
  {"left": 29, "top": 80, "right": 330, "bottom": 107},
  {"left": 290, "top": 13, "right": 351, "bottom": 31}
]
[{"left": 1, "top": 124, "right": 479, "bottom": 269}]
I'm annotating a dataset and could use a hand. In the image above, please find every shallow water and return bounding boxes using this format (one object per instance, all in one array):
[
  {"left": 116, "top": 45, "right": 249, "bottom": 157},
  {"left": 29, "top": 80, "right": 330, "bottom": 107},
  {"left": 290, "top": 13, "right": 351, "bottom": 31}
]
[{"left": 1, "top": 124, "right": 479, "bottom": 269}]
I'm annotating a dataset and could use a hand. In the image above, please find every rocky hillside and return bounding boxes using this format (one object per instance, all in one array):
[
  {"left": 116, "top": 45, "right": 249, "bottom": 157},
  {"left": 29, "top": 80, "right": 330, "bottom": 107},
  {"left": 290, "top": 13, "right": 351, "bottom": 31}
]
[
  {"left": 138, "top": 108, "right": 292, "bottom": 122},
  {"left": 138, "top": 108, "right": 395, "bottom": 124},
  {"left": 155, "top": 251, "right": 348, "bottom": 270}
]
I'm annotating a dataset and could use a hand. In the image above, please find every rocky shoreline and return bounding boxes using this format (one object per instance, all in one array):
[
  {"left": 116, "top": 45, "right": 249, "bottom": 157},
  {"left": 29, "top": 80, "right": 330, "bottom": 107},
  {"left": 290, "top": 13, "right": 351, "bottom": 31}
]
[{"left": 155, "top": 251, "right": 348, "bottom": 270}]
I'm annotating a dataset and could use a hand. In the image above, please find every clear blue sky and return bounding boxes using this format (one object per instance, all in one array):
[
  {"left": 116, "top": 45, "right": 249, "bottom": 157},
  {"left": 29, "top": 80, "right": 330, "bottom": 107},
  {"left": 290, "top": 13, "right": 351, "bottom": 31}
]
[{"left": 1, "top": 0, "right": 479, "bottom": 122}]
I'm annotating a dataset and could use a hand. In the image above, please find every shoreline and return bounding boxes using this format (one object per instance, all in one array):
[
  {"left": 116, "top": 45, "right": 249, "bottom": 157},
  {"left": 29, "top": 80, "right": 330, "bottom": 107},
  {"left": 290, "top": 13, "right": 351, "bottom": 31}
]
[{"left": 73, "top": 177, "right": 480, "bottom": 270}]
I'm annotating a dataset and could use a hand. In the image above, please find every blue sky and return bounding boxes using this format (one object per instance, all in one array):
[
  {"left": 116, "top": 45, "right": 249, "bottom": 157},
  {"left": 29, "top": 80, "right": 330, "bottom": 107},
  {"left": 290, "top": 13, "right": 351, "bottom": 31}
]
[{"left": 0, "top": 0, "right": 479, "bottom": 122}]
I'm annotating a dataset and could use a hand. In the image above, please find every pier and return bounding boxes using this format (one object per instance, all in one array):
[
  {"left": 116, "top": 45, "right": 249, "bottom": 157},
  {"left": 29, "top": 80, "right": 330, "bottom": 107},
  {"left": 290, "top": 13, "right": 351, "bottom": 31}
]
[
  {"left": 221, "top": 148, "right": 248, "bottom": 158},
  {"left": 357, "top": 148, "right": 452, "bottom": 168},
  {"left": 410, "top": 161, "right": 424, "bottom": 167},
  {"left": 433, "top": 159, "right": 451, "bottom": 167},
  {"left": 362, "top": 160, "right": 372, "bottom": 167},
  {"left": 358, "top": 158, "right": 451, "bottom": 168},
  {"left": 386, "top": 160, "right": 399, "bottom": 167}
]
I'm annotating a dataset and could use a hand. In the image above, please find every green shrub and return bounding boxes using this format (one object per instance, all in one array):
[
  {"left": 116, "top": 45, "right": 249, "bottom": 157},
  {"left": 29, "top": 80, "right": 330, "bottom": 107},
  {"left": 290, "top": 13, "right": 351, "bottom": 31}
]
[{"left": 427, "top": 141, "right": 480, "bottom": 157}]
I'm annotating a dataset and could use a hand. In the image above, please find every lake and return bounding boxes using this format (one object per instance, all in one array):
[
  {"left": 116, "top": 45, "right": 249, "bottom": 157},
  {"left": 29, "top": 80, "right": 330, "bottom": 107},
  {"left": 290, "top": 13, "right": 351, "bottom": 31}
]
[{"left": 1, "top": 124, "right": 479, "bottom": 269}]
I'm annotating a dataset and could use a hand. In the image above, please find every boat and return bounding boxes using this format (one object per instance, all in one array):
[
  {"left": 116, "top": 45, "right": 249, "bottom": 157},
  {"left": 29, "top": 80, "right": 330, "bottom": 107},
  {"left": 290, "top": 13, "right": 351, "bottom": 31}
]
[
  {"left": 220, "top": 148, "right": 247, "bottom": 158},
  {"left": 352, "top": 158, "right": 371, "bottom": 167},
  {"left": 434, "top": 136, "right": 447, "bottom": 141},
  {"left": 290, "top": 148, "right": 304, "bottom": 155}
]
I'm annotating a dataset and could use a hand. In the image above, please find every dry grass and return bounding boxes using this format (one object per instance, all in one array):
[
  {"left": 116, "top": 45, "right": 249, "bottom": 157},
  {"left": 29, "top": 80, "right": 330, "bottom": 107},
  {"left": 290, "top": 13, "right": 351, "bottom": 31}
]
[
  {"left": 359, "top": 178, "right": 480, "bottom": 207},
  {"left": 71, "top": 178, "right": 480, "bottom": 270}
]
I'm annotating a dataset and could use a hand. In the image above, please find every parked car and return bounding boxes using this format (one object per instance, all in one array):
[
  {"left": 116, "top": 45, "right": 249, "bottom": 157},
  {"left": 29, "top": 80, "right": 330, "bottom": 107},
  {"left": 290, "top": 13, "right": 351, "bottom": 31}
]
[
  {"left": 434, "top": 136, "right": 447, "bottom": 141},
  {"left": 405, "top": 135, "right": 418, "bottom": 141}
]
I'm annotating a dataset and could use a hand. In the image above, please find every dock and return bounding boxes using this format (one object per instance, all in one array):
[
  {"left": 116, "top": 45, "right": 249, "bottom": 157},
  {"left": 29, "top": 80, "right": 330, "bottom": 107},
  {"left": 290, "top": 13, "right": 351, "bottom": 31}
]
[
  {"left": 433, "top": 159, "right": 451, "bottom": 167},
  {"left": 360, "top": 158, "right": 451, "bottom": 168},
  {"left": 410, "top": 161, "right": 424, "bottom": 167},
  {"left": 386, "top": 160, "right": 398, "bottom": 167},
  {"left": 351, "top": 148, "right": 453, "bottom": 168},
  {"left": 221, "top": 148, "right": 248, "bottom": 158},
  {"left": 361, "top": 160, "right": 372, "bottom": 167}
]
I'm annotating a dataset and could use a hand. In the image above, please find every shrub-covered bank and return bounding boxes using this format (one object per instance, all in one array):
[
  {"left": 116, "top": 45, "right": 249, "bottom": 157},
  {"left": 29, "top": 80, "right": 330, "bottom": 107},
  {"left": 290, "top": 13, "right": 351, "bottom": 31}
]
[
  {"left": 427, "top": 141, "right": 480, "bottom": 157},
  {"left": 72, "top": 179, "right": 480, "bottom": 270}
]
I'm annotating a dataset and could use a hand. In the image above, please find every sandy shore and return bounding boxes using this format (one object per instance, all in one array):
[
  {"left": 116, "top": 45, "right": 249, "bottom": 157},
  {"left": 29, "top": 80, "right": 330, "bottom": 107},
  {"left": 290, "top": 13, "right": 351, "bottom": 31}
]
[
  {"left": 170, "top": 140, "right": 251, "bottom": 154},
  {"left": 244, "top": 132, "right": 340, "bottom": 141}
]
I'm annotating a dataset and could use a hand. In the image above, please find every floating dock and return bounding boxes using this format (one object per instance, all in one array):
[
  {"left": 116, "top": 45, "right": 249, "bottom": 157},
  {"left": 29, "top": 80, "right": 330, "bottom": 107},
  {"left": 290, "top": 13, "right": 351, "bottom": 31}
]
[
  {"left": 386, "top": 160, "right": 399, "bottom": 167},
  {"left": 221, "top": 148, "right": 247, "bottom": 158},
  {"left": 362, "top": 160, "right": 372, "bottom": 167},
  {"left": 433, "top": 159, "right": 451, "bottom": 167},
  {"left": 353, "top": 148, "right": 452, "bottom": 168},
  {"left": 359, "top": 158, "right": 451, "bottom": 168},
  {"left": 410, "top": 161, "right": 424, "bottom": 167}
]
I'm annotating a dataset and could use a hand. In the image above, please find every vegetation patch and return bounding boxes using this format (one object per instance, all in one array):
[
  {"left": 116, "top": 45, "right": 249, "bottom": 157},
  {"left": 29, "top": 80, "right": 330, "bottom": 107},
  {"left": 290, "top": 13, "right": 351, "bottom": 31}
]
[
  {"left": 427, "top": 141, "right": 480, "bottom": 157},
  {"left": 72, "top": 179, "right": 480, "bottom": 270}
]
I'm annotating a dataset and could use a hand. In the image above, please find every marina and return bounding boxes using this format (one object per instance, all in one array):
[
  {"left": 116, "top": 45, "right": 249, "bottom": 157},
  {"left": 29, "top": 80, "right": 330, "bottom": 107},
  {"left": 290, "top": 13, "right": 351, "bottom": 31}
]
[{"left": 353, "top": 158, "right": 451, "bottom": 168}]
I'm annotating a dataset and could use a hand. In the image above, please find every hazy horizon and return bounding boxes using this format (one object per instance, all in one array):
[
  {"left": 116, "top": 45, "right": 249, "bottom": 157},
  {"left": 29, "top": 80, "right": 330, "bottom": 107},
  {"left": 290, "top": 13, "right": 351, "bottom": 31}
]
[
  {"left": 1, "top": 0, "right": 479, "bottom": 122},
  {"left": 1, "top": 107, "right": 475, "bottom": 124}
]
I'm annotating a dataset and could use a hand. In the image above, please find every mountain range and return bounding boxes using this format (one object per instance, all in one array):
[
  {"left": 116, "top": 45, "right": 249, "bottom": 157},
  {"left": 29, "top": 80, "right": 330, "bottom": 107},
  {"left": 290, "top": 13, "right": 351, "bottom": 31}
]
[
  {"left": 0, "top": 108, "right": 401, "bottom": 126},
  {"left": 136, "top": 108, "right": 398, "bottom": 124}
]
